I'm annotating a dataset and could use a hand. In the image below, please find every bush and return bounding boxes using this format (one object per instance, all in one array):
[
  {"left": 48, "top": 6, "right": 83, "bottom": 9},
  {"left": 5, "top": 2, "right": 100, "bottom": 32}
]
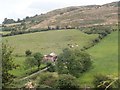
[
  {"left": 25, "top": 50, "right": 32, "bottom": 56},
  {"left": 93, "top": 38, "right": 100, "bottom": 43},
  {"left": 33, "top": 73, "right": 80, "bottom": 89},
  {"left": 33, "top": 52, "right": 43, "bottom": 70},
  {"left": 24, "top": 57, "right": 36, "bottom": 69},
  {"left": 57, "top": 48, "right": 92, "bottom": 77},
  {"left": 36, "top": 72, "right": 58, "bottom": 88},
  {"left": 93, "top": 74, "right": 118, "bottom": 89},
  {"left": 46, "top": 62, "right": 56, "bottom": 72},
  {"left": 56, "top": 74, "right": 80, "bottom": 90}
]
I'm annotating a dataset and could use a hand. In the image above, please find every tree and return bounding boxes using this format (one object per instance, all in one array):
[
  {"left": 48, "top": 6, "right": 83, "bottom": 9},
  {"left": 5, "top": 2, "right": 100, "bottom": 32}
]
[
  {"left": 2, "top": 18, "right": 15, "bottom": 24},
  {"left": 56, "top": 74, "right": 80, "bottom": 90},
  {"left": 26, "top": 16, "right": 29, "bottom": 19},
  {"left": 46, "top": 62, "right": 56, "bottom": 72},
  {"left": 33, "top": 52, "right": 43, "bottom": 70},
  {"left": 17, "top": 18, "right": 21, "bottom": 23},
  {"left": 57, "top": 48, "right": 92, "bottom": 77},
  {"left": 2, "top": 42, "right": 16, "bottom": 88},
  {"left": 24, "top": 57, "right": 36, "bottom": 69},
  {"left": 25, "top": 50, "right": 32, "bottom": 56}
]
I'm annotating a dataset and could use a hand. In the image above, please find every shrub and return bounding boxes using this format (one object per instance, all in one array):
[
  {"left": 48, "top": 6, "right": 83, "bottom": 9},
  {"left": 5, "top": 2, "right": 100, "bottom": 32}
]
[
  {"left": 24, "top": 57, "right": 36, "bottom": 69},
  {"left": 56, "top": 74, "right": 80, "bottom": 90},
  {"left": 33, "top": 52, "right": 43, "bottom": 70},
  {"left": 35, "top": 73, "right": 80, "bottom": 89},
  {"left": 93, "top": 38, "right": 100, "bottom": 43},
  {"left": 36, "top": 72, "right": 58, "bottom": 88},
  {"left": 93, "top": 74, "right": 118, "bottom": 89},
  {"left": 46, "top": 62, "right": 56, "bottom": 72},
  {"left": 25, "top": 50, "right": 32, "bottom": 56}
]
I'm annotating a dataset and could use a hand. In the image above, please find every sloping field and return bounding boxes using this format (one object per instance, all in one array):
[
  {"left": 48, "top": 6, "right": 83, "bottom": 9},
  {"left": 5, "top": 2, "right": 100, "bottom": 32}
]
[
  {"left": 4, "top": 29, "right": 98, "bottom": 78},
  {"left": 78, "top": 31, "right": 118, "bottom": 87},
  {"left": 4, "top": 29, "right": 98, "bottom": 55}
]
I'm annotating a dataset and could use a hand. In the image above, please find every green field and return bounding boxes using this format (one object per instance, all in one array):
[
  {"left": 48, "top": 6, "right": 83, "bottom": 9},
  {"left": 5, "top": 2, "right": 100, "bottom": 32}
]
[
  {"left": 4, "top": 29, "right": 98, "bottom": 78},
  {"left": 4, "top": 29, "right": 98, "bottom": 55},
  {"left": 3, "top": 29, "right": 118, "bottom": 88},
  {"left": 78, "top": 31, "right": 118, "bottom": 87}
]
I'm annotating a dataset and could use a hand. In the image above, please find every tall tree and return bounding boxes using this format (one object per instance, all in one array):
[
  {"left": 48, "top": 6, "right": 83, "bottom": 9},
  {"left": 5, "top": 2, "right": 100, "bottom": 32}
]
[{"left": 2, "top": 42, "right": 16, "bottom": 88}]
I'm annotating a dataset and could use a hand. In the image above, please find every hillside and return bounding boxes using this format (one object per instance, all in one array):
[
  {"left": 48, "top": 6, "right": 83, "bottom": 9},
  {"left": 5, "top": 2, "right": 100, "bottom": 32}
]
[
  {"left": 2, "top": 1, "right": 118, "bottom": 35},
  {"left": 78, "top": 31, "right": 118, "bottom": 87},
  {"left": 2, "top": 1, "right": 119, "bottom": 88},
  {"left": 5, "top": 31, "right": 118, "bottom": 88},
  {"left": 3, "top": 29, "right": 98, "bottom": 55},
  {"left": 3, "top": 29, "right": 98, "bottom": 78},
  {"left": 26, "top": 1, "right": 118, "bottom": 29}
]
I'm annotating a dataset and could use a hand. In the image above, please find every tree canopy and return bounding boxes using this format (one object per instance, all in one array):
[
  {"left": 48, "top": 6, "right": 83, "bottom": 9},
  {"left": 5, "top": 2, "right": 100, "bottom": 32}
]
[
  {"left": 2, "top": 42, "right": 16, "bottom": 88},
  {"left": 57, "top": 48, "right": 92, "bottom": 77}
]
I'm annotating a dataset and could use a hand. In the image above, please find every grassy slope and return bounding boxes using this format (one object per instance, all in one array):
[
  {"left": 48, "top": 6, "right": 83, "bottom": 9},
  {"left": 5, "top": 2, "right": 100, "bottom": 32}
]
[
  {"left": 78, "top": 31, "right": 118, "bottom": 87},
  {"left": 10, "top": 56, "right": 46, "bottom": 77},
  {"left": 4, "top": 29, "right": 98, "bottom": 55},
  {"left": 5, "top": 29, "right": 98, "bottom": 77}
]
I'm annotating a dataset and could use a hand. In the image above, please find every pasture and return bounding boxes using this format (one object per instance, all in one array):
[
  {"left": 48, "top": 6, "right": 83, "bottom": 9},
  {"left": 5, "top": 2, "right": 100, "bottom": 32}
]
[
  {"left": 4, "top": 29, "right": 98, "bottom": 55},
  {"left": 3, "top": 29, "right": 118, "bottom": 88},
  {"left": 78, "top": 31, "right": 118, "bottom": 87},
  {"left": 4, "top": 29, "right": 98, "bottom": 78}
]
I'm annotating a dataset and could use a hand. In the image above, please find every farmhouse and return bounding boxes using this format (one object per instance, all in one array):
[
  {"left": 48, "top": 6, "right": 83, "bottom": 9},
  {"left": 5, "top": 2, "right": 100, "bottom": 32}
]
[{"left": 43, "top": 52, "right": 57, "bottom": 62}]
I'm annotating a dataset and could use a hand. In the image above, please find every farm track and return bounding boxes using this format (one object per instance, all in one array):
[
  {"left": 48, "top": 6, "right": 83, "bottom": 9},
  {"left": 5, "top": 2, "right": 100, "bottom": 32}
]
[{"left": 19, "top": 66, "right": 50, "bottom": 81}]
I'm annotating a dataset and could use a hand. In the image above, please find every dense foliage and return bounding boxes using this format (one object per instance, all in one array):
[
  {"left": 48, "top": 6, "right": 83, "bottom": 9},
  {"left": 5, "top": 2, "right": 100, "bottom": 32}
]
[
  {"left": 56, "top": 74, "right": 80, "bottom": 90},
  {"left": 36, "top": 73, "right": 80, "bottom": 89},
  {"left": 57, "top": 48, "right": 92, "bottom": 77},
  {"left": 24, "top": 57, "right": 36, "bottom": 69},
  {"left": 2, "top": 42, "right": 16, "bottom": 88},
  {"left": 2, "top": 18, "right": 15, "bottom": 24},
  {"left": 36, "top": 72, "right": 58, "bottom": 88},
  {"left": 33, "top": 52, "right": 43, "bottom": 70}
]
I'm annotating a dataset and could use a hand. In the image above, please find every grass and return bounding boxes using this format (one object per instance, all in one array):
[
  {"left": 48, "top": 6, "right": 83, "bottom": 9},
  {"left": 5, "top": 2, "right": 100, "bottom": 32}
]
[
  {"left": 4, "top": 29, "right": 118, "bottom": 88},
  {"left": 4, "top": 29, "right": 98, "bottom": 55},
  {"left": 10, "top": 56, "right": 46, "bottom": 78},
  {"left": 3, "top": 29, "right": 118, "bottom": 88},
  {"left": 78, "top": 31, "right": 118, "bottom": 87},
  {"left": 4, "top": 29, "right": 98, "bottom": 79},
  {"left": 3, "top": 30, "right": 98, "bottom": 77}
]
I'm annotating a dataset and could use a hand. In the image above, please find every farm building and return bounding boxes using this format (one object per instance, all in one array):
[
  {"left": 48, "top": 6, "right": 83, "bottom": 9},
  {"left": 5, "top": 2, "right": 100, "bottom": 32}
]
[{"left": 43, "top": 52, "right": 57, "bottom": 62}]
